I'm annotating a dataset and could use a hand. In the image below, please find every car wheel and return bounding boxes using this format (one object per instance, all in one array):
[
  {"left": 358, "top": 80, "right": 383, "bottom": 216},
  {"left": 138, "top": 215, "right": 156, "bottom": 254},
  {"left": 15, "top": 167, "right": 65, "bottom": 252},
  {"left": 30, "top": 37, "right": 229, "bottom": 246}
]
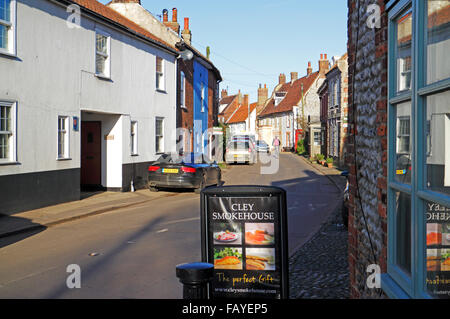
[
  {"left": 149, "top": 186, "right": 159, "bottom": 192},
  {"left": 195, "top": 175, "right": 206, "bottom": 194}
]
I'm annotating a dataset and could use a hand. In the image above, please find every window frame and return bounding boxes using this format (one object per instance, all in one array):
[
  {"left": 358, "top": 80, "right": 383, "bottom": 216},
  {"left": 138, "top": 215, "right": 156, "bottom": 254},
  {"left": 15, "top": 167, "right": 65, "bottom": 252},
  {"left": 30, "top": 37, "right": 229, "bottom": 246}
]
[
  {"left": 156, "top": 56, "right": 165, "bottom": 92},
  {"left": 384, "top": 0, "right": 450, "bottom": 299},
  {"left": 130, "top": 120, "right": 138, "bottom": 156},
  {"left": 95, "top": 29, "right": 111, "bottom": 79},
  {"left": 155, "top": 117, "right": 164, "bottom": 154},
  {"left": 180, "top": 71, "right": 186, "bottom": 109},
  {"left": 0, "top": 0, "right": 16, "bottom": 57},
  {"left": 57, "top": 116, "right": 70, "bottom": 160},
  {"left": 0, "top": 100, "right": 16, "bottom": 164}
]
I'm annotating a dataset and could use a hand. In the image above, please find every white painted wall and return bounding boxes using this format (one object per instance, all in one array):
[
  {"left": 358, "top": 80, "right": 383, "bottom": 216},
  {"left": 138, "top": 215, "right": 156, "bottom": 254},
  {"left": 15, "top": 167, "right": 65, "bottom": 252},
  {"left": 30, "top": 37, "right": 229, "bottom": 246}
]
[{"left": 0, "top": 0, "right": 177, "bottom": 189}]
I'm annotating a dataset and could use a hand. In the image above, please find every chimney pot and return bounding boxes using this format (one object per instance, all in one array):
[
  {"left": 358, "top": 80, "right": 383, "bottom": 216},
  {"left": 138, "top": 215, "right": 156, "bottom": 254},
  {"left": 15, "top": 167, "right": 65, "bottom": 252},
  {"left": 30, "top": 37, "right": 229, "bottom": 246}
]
[
  {"left": 163, "top": 9, "right": 168, "bottom": 22},
  {"left": 279, "top": 73, "right": 286, "bottom": 85},
  {"left": 172, "top": 8, "right": 177, "bottom": 22},
  {"left": 290, "top": 72, "right": 298, "bottom": 82},
  {"left": 184, "top": 17, "right": 189, "bottom": 30}
]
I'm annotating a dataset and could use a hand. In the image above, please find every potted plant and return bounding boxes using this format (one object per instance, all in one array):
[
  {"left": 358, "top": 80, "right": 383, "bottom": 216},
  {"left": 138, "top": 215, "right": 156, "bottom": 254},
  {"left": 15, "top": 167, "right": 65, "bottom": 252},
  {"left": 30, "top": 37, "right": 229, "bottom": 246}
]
[
  {"left": 326, "top": 157, "right": 334, "bottom": 168},
  {"left": 315, "top": 154, "right": 324, "bottom": 164}
]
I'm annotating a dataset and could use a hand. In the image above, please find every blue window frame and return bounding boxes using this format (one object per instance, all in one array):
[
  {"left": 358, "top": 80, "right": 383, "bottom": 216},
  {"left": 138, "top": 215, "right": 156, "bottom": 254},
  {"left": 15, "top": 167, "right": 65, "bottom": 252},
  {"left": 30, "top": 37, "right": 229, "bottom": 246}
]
[{"left": 384, "top": 0, "right": 450, "bottom": 299}]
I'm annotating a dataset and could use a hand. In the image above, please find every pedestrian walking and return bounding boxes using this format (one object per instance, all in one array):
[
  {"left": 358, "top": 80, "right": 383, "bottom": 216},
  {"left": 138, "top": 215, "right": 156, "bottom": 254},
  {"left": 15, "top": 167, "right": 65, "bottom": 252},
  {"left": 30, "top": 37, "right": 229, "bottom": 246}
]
[{"left": 273, "top": 136, "right": 280, "bottom": 158}]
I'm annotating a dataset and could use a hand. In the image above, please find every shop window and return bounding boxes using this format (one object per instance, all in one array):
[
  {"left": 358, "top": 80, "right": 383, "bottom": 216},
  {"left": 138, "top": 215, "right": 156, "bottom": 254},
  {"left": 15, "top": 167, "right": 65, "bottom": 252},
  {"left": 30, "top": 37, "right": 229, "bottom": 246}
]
[{"left": 385, "top": 0, "right": 450, "bottom": 299}]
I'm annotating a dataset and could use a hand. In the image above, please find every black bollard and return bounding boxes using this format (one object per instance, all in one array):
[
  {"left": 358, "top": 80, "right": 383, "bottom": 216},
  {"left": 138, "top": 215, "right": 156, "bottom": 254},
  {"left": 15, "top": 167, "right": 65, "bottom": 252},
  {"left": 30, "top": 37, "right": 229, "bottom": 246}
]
[{"left": 176, "top": 262, "right": 214, "bottom": 299}]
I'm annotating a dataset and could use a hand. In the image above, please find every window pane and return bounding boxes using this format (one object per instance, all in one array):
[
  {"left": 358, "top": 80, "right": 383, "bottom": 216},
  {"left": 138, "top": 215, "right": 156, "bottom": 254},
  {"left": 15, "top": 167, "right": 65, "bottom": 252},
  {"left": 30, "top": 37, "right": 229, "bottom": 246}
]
[
  {"left": 96, "top": 54, "right": 106, "bottom": 75},
  {"left": 0, "top": 133, "right": 8, "bottom": 159},
  {"left": 0, "top": 0, "right": 10, "bottom": 22},
  {"left": 156, "top": 119, "right": 163, "bottom": 136},
  {"left": 396, "top": 9, "right": 412, "bottom": 92},
  {"left": 395, "top": 191, "right": 412, "bottom": 275},
  {"left": 395, "top": 101, "right": 412, "bottom": 184},
  {"left": 425, "top": 90, "right": 450, "bottom": 195},
  {"left": 425, "top": 201, "right": 450, "bottom": 298},
  {"left": 96, "top": 34, "right": 107, "bottom": 55},
  {"left": 156, "top": 57, "right": 163, "bottom": 73},
  {"left": 0, "top": 24, "right": 7, "bottom": 50},
  {"left": 427, "top": 0, "right": 450, "bottom": 84}
]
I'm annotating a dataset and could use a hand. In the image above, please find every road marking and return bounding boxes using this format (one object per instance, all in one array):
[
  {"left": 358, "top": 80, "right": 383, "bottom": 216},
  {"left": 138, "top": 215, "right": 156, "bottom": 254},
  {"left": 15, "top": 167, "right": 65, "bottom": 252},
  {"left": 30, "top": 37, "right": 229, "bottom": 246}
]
[
  {"left": 162, "top": 217, "right": 200, "bottom": 225},
  {"left": 156, "top": 228, "right": 169, "bottom": 233}
]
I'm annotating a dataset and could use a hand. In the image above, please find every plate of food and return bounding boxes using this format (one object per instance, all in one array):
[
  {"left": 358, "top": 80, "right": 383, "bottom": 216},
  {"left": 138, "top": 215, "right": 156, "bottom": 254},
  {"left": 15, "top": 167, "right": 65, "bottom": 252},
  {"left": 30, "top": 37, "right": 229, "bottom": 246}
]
[
  {"left": 245, "top": 248, "right": 275, "bottom": 271},
  {"left": 214, "top": 231, "right": 239, "bottom": 243},
  {"left": 214, "top": 248, "right": 243, "bottom": 270},
  {"left": 245, "top": 230, "right": 274, "bottom": 245}
]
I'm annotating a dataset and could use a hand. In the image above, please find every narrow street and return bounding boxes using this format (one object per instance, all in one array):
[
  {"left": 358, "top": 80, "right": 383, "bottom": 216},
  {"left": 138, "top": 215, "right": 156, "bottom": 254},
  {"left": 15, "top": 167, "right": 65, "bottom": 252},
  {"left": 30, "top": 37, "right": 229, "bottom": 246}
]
[{"left": 0, "top": 153, "right": 342, "bottom": 298}]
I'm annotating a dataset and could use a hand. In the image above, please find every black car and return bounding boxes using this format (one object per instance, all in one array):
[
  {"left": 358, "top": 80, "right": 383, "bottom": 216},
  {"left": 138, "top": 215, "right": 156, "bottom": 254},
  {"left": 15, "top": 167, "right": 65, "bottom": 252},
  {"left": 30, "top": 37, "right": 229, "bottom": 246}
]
[{"left": 148, "top": 153, "right": 222, "bottom": 193}]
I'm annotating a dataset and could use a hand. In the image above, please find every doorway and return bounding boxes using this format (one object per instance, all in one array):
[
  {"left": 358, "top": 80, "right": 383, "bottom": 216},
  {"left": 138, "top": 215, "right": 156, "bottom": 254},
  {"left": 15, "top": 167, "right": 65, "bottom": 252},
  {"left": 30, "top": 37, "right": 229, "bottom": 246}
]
[{"left": 81, "top": 121, "right": 102, "bottom": 189}]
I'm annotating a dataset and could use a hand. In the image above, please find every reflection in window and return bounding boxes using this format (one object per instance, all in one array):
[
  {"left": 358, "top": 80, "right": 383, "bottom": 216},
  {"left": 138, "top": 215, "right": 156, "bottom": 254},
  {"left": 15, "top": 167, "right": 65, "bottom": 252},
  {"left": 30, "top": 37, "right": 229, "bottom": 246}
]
[
  {"left": 426, "top": 91, "right": 450, "bottom": 195},
  {"left": 395, "top": 192, "right": 411, "bottom": 275},
  {"left": 397, "top": 10, "right": 412, "bottom": 92},
  {"left": 427, "top": 0, "right": 450, "bottom": 84},
  {"left": 425, "top": 201, "right": 450, "bottom": 298},
  {"left": 395, "top": 101, "right": 412, "bottom": 184}
]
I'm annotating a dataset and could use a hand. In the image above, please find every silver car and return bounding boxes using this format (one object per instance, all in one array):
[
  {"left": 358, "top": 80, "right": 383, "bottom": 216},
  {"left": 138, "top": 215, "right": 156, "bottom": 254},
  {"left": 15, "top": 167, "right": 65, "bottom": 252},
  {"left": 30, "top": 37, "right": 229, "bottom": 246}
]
[{"left": 225, "top": 140, "right": 257, "bottom": 165}]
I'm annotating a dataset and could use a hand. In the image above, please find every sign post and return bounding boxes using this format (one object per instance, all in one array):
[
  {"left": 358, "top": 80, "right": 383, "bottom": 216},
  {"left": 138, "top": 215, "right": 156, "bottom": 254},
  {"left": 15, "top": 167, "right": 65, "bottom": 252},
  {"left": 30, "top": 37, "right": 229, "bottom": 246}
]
[{"left": 201, "top": 186, "right": 289, "bottom": 299}]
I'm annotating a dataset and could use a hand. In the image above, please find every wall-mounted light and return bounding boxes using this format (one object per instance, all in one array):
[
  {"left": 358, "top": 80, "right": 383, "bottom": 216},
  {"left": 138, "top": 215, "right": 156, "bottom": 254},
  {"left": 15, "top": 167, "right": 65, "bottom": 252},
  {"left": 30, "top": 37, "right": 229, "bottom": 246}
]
[{"left": 179, "top": 49, "right": 193, "bottom": 61}]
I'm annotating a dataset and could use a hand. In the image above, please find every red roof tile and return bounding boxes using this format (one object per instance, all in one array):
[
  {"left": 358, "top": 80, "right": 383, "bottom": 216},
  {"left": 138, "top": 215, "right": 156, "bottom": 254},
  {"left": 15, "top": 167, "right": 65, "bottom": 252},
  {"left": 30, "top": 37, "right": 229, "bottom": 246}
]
[
  {"left": 227, "top": 102, "right": 258, "bottom": 124},
  {"left": 219, "top": 95, "right": 240, "bottom": 122},
  {"left": 258, "top": 72, "right": 320, "bottom": 117},
  {"left": 70, "top": 0, "right": 176, "bottom": 51}
]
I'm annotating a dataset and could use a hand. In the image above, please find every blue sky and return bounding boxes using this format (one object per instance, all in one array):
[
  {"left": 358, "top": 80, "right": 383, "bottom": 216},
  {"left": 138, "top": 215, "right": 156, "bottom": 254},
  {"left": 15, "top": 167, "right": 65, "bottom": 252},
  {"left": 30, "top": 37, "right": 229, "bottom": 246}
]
[{"left": 99, "top": 0, "right": 348, "bottom": 101}]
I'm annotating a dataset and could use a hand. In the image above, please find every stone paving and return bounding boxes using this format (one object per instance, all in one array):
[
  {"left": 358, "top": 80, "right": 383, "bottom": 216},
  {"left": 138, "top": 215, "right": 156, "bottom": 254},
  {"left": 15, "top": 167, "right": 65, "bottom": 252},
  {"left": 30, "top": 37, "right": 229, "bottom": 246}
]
[
  {"left": 289, "top": 202, "right": 349, "bottom": 299},
  {"left": 289, "top": 157, "right": 349, "bottom": 299}
]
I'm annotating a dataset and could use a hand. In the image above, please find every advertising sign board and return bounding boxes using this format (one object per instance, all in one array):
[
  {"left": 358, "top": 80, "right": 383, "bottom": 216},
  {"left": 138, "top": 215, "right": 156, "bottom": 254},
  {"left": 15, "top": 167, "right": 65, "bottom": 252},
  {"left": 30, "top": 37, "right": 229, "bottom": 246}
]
[{"left": 201, "top": 186, "right": 288, "bottom": 299}]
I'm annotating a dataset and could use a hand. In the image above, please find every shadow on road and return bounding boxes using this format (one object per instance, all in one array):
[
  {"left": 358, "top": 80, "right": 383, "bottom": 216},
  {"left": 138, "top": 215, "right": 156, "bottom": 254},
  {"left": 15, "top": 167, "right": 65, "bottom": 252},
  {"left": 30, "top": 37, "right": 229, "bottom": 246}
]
[
  {"left": 0, "top": 215, "right": 47, "bottom": 249},
  {"left": 44, "top": 215, "right": 166, "bottom": 299}
]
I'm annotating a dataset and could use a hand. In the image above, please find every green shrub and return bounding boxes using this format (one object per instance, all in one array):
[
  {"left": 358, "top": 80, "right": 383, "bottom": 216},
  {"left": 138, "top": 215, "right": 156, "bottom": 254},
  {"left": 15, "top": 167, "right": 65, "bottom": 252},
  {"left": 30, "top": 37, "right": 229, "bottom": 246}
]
[
  {"left": 297, "top": 139, "right": 306, "bottom": 155},
  {"left": 326, "top": 157, "right": 333, "bottom": 164},
  {"left": 315, "top": 154, "right": 325, "bottom": 161}
]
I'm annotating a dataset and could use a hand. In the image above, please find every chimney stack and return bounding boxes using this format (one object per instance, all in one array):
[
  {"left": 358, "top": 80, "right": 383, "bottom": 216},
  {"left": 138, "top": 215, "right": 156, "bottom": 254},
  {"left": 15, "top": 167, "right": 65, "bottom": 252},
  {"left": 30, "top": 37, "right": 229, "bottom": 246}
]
[
  {"left": 243, "top": 94, "right": 249, "bottom": 108},
  {"left": 290, "top": 72, "right": 298, "bottom": 83},
  {"left": 181, "top": 17, "right": 192, "bottom": 45},
  {"left": 162, "top": 8, "right": 180, "bottom": 35},
  {"left": 319, "top": 53, "right": 330, "bottom": 74},
  {"left": 257, "top": 84, "right": 268, "bottom": 107},
  {"left": 279, "top": 73, "right": 286, "bottom": 85},
  {"left": 307, "top": 62, "right": 312, "bottom": 76},
  {"left": 221, "top": 89, "right": 228, "bottom": 99}
]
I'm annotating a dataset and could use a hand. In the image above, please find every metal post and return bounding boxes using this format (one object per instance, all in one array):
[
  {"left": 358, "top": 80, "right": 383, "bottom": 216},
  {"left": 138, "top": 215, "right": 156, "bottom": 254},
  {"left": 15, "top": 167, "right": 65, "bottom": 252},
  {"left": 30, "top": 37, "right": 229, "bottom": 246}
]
[{"left": 176, "top": 263, "right": 214, "bottom": 299}]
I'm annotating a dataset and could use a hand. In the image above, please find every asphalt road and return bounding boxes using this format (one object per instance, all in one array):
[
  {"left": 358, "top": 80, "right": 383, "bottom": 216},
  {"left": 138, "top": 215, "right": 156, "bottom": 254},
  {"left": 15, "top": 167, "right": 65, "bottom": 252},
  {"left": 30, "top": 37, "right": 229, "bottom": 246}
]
[{"left": 0, "top": 153, "right": 341, "bottom": 298}]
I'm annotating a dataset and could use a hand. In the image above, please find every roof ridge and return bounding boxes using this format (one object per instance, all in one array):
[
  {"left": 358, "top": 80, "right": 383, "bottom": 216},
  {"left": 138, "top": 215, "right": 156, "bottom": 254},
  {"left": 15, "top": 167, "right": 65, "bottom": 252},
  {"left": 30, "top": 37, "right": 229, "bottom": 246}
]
[{"left": 70, "top": 0, "right": 176, "bottom": 52}]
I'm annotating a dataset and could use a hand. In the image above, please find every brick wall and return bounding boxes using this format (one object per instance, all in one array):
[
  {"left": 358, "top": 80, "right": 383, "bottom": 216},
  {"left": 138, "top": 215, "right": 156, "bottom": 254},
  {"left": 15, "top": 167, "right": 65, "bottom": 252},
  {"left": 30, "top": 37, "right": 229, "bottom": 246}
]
[{"left": 346, "top": 0, "right": 388, "bottom": 299}]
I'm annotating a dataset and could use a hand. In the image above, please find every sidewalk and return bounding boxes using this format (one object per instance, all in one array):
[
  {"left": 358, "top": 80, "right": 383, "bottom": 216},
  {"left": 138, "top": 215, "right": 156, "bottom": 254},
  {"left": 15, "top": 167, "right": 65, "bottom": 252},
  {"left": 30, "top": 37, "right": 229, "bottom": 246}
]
[
  {"left": 289, "top": 153, "right": 350, "bottom": 299},
  {"left": 0, "top": 189, "right": 177, "bottom": 239},
  {"left": 296, "top": 155, "right": 347, "bottom": 192}
]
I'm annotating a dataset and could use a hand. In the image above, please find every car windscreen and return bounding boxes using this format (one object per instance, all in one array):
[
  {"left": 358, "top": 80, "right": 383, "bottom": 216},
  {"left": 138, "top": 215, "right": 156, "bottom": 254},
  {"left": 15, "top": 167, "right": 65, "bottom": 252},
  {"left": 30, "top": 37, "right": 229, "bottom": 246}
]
[{"left": 229, "top": 142, "right": 250, "bottom": 150}]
